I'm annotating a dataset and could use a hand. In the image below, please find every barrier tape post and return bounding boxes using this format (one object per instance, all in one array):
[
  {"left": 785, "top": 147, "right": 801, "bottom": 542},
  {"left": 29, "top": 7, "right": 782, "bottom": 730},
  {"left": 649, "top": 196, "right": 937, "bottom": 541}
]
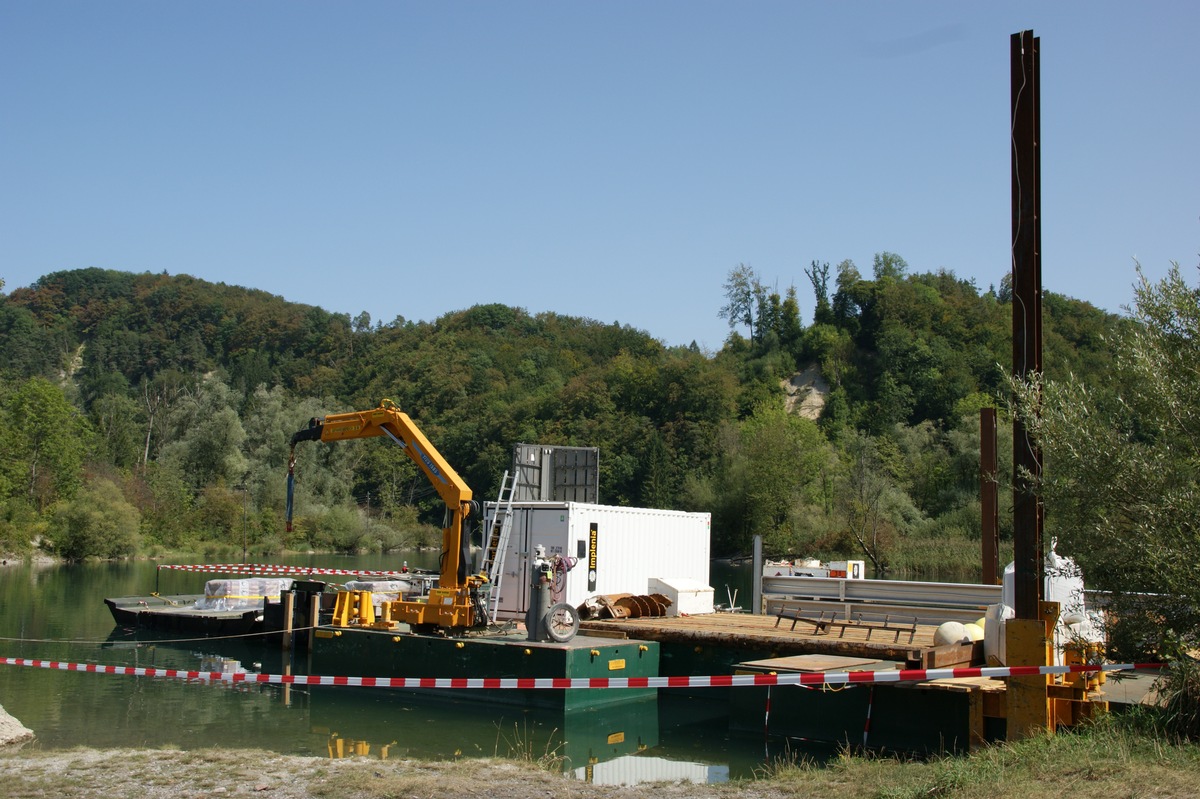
[
  {"left": 763, "top": 684, "right": 772, "bottom": 751},
  {"left": 863, "top": 685, "right": 874, "bottom": 747}
]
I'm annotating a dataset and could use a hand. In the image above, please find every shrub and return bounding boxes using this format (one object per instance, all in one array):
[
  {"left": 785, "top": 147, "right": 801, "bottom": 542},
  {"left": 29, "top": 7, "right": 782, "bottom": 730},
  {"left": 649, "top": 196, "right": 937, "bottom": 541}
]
[
  {"left": 47, "top": 478, "right": 141, "bottom": 560},
  {"left": 1156, "top": 646, "right": 1200, "bottom": 741},
  {"left": 0, "top": 500, "right": 36, "bottom": 558}
]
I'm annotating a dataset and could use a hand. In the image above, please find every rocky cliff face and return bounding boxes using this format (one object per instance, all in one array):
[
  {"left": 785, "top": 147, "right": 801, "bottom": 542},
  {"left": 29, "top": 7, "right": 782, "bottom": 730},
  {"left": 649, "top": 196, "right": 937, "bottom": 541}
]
[{"left": 781, "top": 366, "right": 828, "bottom": 421}]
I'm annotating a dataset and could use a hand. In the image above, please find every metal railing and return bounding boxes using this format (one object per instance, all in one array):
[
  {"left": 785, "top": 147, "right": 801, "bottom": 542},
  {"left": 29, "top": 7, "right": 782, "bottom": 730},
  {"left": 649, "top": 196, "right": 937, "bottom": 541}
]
[{"left": 762, "top": 575, "right": 1002, "bottom": 626}]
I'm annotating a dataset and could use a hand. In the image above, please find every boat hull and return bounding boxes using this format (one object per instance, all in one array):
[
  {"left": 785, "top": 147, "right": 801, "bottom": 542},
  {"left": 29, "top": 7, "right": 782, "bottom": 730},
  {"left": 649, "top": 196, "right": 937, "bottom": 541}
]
[{"left": 105, "top": 595, "right": 262, "bottom": 637}]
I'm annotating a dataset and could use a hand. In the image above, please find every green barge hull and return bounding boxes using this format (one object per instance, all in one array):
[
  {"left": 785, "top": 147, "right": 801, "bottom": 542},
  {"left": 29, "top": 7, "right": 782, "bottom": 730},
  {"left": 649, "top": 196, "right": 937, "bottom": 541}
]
[{"left": 308, "top": 626, "right": 659, "bottom": 712}]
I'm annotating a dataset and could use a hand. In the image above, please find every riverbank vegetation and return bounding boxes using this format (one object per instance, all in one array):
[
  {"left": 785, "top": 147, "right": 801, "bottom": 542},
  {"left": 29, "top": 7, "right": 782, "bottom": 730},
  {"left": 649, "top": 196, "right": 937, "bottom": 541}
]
[
  {"left": 5, "top": 261, "right": 1198, "bottom": 654},
  {"left": 0, "top": 260, "right": 1120, "bottom": 576}
]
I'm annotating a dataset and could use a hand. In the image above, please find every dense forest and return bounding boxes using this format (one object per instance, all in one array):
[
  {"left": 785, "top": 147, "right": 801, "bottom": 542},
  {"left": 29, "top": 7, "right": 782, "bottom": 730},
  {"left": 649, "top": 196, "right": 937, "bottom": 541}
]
[{"left": 0, "top": 258, "right": 1124, "bottom": 576}]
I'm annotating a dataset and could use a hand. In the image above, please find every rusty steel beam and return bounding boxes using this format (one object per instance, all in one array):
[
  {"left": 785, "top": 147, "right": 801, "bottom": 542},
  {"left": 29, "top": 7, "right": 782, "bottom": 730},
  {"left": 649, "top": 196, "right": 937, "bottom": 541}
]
[
  {"left": 1011, "top": 30, "right": 1044, "bottom": 621},
  {"left": 981, "top": 408, "right": 1000, "bottom": 585}
]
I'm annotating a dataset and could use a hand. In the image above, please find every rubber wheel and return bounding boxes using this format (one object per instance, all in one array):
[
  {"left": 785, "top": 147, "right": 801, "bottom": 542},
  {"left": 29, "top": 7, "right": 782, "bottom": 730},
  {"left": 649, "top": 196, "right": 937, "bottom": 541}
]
[{"left": 544, "top": 602, "right": 580, "bottom": 643}]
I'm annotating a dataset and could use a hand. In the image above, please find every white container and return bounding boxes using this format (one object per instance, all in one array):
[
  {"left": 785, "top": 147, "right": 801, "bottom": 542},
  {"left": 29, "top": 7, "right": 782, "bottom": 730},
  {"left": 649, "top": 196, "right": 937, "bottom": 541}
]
[
  {"left": 648, "top": 577, "right": 715, "bottom": 616},
  {"left": 483, "top": 502, "right": 711, "bottom": 619}
]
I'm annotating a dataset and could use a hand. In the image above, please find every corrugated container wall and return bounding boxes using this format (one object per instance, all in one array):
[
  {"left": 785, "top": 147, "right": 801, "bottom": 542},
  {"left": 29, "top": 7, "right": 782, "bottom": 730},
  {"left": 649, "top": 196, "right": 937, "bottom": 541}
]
[
  {"left": 482, "top": 502, "right": 711, "bottom": 619},
  {"left": 511, "top": 444, "right": 599, "bottom": 503}
]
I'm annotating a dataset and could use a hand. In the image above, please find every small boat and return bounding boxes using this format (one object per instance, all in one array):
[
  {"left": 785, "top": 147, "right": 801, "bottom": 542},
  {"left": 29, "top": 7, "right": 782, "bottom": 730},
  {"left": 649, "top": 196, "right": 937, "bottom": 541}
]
[
  {"left": 105, "top": 577, "right": 297, "bottom": 637},
  {"left": 104, "top": 563, "right": 420, "bottom": 639},
  {"left": 764, "top": 558, "right": 865, "bottom": 579}
]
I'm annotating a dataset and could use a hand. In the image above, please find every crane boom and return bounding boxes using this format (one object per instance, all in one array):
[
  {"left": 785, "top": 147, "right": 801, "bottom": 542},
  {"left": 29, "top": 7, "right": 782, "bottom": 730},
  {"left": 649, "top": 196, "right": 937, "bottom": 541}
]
[{"left": 287, "top": 399, "right": 485, "bottom": 632}]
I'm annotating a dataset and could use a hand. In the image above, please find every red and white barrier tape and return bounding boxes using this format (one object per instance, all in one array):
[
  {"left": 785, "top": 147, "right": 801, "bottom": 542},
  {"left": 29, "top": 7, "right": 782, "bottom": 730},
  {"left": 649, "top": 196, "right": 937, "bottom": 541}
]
[
  {"left": 156, "top": 563, "right": 415, "bottom": 579},
  {"left": 0, "top": 657, "right": 1157, "bottom": 690}
]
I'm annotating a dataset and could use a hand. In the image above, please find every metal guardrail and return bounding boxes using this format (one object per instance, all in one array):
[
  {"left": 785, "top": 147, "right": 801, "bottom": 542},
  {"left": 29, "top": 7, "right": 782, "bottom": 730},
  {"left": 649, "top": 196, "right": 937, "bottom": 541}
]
[{"left": 761, "top": 576, "right": 1003, "bottom": 626}]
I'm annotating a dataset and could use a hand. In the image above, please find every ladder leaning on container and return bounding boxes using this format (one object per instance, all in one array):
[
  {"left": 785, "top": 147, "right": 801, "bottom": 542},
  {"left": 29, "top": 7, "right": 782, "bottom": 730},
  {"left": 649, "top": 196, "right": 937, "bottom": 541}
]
[{"left": 480, "top": 470, "right": 518, "bottom": 622}]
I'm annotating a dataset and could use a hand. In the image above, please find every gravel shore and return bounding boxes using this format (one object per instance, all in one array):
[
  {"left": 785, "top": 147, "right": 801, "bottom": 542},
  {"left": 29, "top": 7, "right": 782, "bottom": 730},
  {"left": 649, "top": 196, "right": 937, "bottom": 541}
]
[{"left": 0, "top": 747, "right": 759, "bottom": 799}]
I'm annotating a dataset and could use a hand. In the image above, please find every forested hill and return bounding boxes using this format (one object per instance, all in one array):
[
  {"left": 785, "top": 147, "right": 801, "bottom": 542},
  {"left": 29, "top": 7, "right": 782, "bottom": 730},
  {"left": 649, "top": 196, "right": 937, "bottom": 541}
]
[
  {"left": 1, "top": 268, "right": 358, "bottom": 400},
  {"left": 0, "top": 262, "right": 1122, "bottom": 569}
]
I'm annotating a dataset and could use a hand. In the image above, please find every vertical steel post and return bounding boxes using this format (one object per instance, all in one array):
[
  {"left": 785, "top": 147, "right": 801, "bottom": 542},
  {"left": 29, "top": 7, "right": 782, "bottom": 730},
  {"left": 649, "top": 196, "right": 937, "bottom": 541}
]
[
  {"left": 980, "top": 408, "right": 1000, "bottom": 585},
  {"left": 281, "top": 590, "right": 295, "bottom": 651},
  {"left": 1008, "top": 28, "right": 1051, "bottom": 742},
  {"left": 308, "top": 593, "right": 320, "bottom": 653},
  {"left": 751, "top": 535, "right": 763, "bottom": 615},
  {"left": 1010, "top": 30, "right": 1043, "bottom": 621}
]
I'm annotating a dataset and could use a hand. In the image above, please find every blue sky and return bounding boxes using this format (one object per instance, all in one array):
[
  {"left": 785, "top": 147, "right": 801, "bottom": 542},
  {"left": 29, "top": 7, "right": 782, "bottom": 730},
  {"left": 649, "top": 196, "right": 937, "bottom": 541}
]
[{"left": 2, "top": 2, "right": 1196, "bottom": 350}]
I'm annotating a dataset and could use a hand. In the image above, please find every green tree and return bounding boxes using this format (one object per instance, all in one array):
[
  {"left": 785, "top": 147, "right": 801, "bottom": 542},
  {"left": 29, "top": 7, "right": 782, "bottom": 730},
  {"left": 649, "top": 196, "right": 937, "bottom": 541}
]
[
  {"left": 742, "top": 404, "right": 830, "bottom": 554},
  {"left": 0, "top": 298, "right": 62, "bottom": 379},
  {"left": 158, "top": 378, "right": 249, "bottom": 491},
  {"left": 312, "top": 505, "right": 366, "bottom": 553},
  {"left": 703, "top": 404, "right": 830, "bottom": 555},
  {"left": 1013, "top": 263, "right": 1200, "bottom": 653},
  {"left": 138, "top": 461, "right": 196, "bottom": 548},
  {"left": 47, "top": 478, "right": 141, "bottom": 560},
  {"left": 1, "top": 377, "right": 92, "bottom": 510},
  {"left": 91, "top": 392, "right": 144, "bottom": 468},
  {"left": 719, "top": 263, "right": 760, "bottom": 342},
  {"left": 872, "top": 251, "right": 909, "bottom": 281},
  {"left": 833, "top": 430, "right": 920, "bottom": 575},
  {"left": 804, "top": 260, "right": 834, "bottom": 326}
]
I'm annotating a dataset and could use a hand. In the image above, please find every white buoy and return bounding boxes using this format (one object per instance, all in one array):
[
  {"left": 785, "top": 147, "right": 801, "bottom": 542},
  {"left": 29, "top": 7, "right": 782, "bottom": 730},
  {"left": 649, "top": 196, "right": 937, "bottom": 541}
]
[{"left": 934, "top": 621, "right": 969, "bottom": 646}]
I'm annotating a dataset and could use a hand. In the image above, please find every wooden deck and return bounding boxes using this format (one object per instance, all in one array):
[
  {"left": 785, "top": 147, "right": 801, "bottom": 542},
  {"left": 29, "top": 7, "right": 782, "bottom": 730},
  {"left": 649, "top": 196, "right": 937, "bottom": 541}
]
[{"left": 579, "top": 610, "right": 942, "bottom": 663}]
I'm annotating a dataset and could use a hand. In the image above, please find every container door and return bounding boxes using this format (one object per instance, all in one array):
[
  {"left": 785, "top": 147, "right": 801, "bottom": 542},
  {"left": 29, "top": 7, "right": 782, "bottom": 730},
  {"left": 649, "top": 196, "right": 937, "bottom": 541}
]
[
  {"left": 524, "top": 507, "right": 573, "bottom": 610},
  {"left": 500, "top": 507, "right": 531, "bottom": 618}
]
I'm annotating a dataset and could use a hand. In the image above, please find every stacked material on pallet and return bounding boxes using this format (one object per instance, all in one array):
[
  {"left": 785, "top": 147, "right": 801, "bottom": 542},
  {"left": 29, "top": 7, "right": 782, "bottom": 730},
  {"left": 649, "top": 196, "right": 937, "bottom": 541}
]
[{"left": 193, "top": 578, "right": 294, "bottom": 611}]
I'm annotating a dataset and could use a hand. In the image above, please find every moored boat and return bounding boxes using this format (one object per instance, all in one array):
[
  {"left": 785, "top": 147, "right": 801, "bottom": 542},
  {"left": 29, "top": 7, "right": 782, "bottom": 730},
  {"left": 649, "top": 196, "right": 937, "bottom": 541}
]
[
  {"left": 103, "top": 563, "right": 424, "bottom": 638},
  {"left": 105, "top": 576, "right": 298, "bottom": 636}
]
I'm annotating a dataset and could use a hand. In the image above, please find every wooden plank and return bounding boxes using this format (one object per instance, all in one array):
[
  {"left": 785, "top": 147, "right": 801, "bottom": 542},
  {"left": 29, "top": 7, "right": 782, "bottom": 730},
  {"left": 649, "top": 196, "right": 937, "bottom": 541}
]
[
  {"left": 969, "top": 688, "right": 985, "bottom": 750},
  {"left": 740, "top": 654, "right": 881, "bottom": 673},
  {"left": 921, "top": 677, "right": 1006, "bottom": 693},
  {"left": 906, "top": 640, "right": 982, "bottom": 669}
]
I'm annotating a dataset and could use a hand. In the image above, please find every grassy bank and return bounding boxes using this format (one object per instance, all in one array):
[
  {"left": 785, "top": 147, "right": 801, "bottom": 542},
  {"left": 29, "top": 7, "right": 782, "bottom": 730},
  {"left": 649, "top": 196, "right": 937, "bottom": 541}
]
[
  {"left": 762, "top": 718, "right": 1200, "bottom": 798},
  {"left": 3, "top": 717, "right": 1199, "bottom": 799}
]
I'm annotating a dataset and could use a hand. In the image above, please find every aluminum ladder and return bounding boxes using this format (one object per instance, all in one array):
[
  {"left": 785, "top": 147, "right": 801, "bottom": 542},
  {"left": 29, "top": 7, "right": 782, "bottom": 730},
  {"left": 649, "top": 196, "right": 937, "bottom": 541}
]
[{"left": 481, "top": 470, "right": 517, "bottom": 623}]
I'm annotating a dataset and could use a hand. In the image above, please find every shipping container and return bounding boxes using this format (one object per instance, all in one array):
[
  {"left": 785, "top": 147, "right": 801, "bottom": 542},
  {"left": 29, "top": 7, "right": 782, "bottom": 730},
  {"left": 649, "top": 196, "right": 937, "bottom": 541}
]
[
  {"left": 480, "top": 502, "right": 712, "bottom": 619},
  {"left": 511, "top": 444, "right": 600, "bottom": 503}
]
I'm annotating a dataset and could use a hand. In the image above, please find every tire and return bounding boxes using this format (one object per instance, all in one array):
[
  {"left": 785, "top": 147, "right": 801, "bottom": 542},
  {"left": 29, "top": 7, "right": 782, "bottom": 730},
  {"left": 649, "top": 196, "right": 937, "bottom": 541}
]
[{"left": 544, "top": 602, "right": 580, "bottom": 643}]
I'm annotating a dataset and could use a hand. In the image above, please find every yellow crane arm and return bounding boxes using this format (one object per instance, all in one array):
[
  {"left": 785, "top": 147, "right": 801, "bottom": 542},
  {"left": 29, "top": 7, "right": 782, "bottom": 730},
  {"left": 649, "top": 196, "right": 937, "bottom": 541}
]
[
  {"left": 288, "top": 399, "right": 476, "bottom": 600},
  {"left": 293, "top": 400, "right": 471, "bottom": 510}
]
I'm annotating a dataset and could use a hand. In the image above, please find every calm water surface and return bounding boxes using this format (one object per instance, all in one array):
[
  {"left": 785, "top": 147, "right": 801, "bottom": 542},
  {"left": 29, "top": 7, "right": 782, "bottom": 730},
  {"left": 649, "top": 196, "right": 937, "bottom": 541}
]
[{"left": 0, "top": 555, "right": 799, "bottom": 784}]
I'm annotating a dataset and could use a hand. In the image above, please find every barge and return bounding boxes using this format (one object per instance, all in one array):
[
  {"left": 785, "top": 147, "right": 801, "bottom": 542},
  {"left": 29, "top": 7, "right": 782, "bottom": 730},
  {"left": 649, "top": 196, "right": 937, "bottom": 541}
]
[
  {"left": 308, "top": 625, "right": 658, "bottom": 712},
  {"left": 104, "top": 576, "right": 301, "bottom": 637},
  {"left": 104, "top": 592, "right": 264, "bottom": 637}
]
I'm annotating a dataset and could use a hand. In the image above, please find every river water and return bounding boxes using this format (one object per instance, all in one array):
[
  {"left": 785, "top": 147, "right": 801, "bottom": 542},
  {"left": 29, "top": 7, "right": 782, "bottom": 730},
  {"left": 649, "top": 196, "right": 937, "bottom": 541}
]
[{"left": 0, "top": 554, "right": 799, "bottom": 784}]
